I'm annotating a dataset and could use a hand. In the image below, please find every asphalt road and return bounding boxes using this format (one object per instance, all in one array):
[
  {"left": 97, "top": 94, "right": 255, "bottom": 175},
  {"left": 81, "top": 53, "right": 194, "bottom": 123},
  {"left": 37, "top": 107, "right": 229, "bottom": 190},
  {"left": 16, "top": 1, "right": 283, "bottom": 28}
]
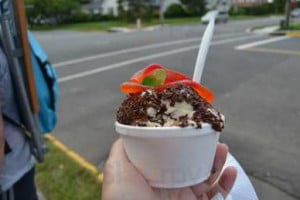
[{"left": 34, "top": 17, "right": 300, "bottom": 199}]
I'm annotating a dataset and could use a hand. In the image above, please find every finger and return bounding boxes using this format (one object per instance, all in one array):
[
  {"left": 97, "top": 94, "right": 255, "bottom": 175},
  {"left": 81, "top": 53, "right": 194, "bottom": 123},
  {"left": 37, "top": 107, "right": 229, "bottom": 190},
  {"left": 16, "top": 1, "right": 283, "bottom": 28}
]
[
  {"left": 218, "top": 166, "right": 237, "bottom": 196},
  {"left": 207, "top": 143, "right": 228, "bottom": 184},
  {"left": 207, "top": 166, "right": 237, "bottom": 199},
  {"left": 191, "top": 143, "right": 228, "bottom": 196},
  {"left": 107, "top": 138, "right": 129, "bottom": 162}
]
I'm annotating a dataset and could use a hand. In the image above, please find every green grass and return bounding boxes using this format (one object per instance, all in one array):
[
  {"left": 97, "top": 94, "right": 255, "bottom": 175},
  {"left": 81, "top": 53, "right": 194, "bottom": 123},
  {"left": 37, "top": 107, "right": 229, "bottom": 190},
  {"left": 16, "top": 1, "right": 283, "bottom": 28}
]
[
  {"left": 229, "top": 15, "right": 260, "bottom": 20},
  {"left": 290, "top": 23, "right": 300, "bottom": 30},
  {"left": 30, "top": 20, "right": 128, "bottom": 31},
  {"left": 35, "top": 140, "right": 101, "bottom": 200},
  {"left": 30, "top": 15, "right": 266, "bottom": 32},
  {"left": 157, "top": 17, "right": 201, "bottom": 25},
  {"left": 30, "top": 17, "right": 201, "bottom": 31}
]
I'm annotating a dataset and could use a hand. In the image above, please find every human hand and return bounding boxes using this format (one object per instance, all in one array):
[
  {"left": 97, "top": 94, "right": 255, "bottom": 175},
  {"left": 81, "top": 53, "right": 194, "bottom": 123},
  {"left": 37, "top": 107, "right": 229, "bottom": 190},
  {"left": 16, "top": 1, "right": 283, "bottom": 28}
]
[{"left": 102, "top": 139, "right": 237, "bottom": 200}]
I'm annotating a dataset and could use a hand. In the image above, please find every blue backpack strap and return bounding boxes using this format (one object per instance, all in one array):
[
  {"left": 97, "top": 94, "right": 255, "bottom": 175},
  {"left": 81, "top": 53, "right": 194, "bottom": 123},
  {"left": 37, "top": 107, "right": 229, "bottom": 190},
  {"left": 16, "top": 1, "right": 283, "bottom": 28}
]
[{"left": 27, "top": 31, "right": 58, "bottom": 134}]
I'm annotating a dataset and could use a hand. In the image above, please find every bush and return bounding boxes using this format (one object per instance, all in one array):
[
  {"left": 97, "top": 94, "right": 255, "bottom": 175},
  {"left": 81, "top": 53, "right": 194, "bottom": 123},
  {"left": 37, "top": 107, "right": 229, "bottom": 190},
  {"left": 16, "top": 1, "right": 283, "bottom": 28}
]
[
  {"left": 66, "top": 12, "right": 117, "bottom": 24},
  {"left": 229, "top": 3, "right": 278, "bottom": 16},
  {"left": 165, "top": 3, "right": 187, "bottom": 18},
  {"left": 70, "top": 12, "right": 92, "bottom": 23},
  {"left": 144, "top": 5, "right": 156, "bottom": 22},
  {"left": 244, "top": 4, "right": 270, "bottom": 15}
]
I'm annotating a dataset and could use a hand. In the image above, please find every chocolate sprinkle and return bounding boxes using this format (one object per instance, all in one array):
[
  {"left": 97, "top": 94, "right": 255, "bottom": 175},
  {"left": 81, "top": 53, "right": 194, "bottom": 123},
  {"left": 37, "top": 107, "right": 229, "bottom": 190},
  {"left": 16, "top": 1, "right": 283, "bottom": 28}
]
[{"left": 116, "top": 84, "right": 224, "bottom": 132}]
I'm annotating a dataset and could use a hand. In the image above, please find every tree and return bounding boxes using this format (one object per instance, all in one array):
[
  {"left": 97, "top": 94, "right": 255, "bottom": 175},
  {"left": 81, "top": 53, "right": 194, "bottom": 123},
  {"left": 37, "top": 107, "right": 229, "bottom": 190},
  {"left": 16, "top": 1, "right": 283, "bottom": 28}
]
[
  {"left": 117, "top": 0, "right": 127, "bottom": 21},
  {"left": 25, "top": 0, "right": 81, "bottom": 25},
  {"left": 285, "top": 0, "right": 291, "bottom": 29},
  {"left": 78, "top": 0, "right": 92, "bottom": 4},
  {"left": 165, "top": 3, "right": 186, "bottom": 18},
  {"left": 273, "top": 0, "right": 285, "bottom": 13},
  {"left": 117, "top": 0, "right": 146, "bottom": 22},
  {"left": 180, "top": 0, "right": 206, "bottom": 16},
  {"left": 127, "top": 0, "right": 145, "bottom": 22}
]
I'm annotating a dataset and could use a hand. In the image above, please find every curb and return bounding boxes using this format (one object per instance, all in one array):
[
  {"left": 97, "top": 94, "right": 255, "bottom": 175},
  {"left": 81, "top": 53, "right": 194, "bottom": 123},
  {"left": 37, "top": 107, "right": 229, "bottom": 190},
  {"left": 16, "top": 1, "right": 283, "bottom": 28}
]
[
  {"left": 248, "top": 24, "right": 300, "bottom": 38},
  {"left": 269, "top": 31, "right": 300, "bottom": 37},
  {"left": 37, "top": 190, "right": 47, "bottom": 200},
  {"left": 108, "top": 25, "right": 162, "bottom": 33},
  {"left": 44, "top": 135, "right": 103, "bottom": 183}
]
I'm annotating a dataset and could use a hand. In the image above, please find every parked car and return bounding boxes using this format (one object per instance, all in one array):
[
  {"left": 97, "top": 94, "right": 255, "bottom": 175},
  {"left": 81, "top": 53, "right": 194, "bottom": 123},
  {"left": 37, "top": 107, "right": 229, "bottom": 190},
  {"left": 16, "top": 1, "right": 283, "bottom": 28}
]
[
  {"left": 291, "top": 8, "right": 300, "bottom": 18},
  {"left": 217, "top": 11, "right": 229, "bottom": 23},
  {"left": 201, "top": 10, "right": 228, "bottom": 24}
]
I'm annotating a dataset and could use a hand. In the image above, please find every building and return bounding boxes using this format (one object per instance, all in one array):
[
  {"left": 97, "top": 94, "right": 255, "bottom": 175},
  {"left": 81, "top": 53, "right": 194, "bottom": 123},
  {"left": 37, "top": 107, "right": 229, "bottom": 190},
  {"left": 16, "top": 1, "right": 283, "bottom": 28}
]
[
  {"left": 82, "top": 0, "right": 119, "bottom": 16},
  {"left": 81, "top": 0, "right": 105, "bottom": 15},
  {"left": 206, "top": 0, "right": 231, "bottom": 12},
  {"left": 231, "top": 0, "right": 268, "bottom": 7},
  {"left": 82, "top": 0, "right": 234, "bottom": 16},
  {"left": 82, "top": 0, "right": 180, "bottom": 16}
]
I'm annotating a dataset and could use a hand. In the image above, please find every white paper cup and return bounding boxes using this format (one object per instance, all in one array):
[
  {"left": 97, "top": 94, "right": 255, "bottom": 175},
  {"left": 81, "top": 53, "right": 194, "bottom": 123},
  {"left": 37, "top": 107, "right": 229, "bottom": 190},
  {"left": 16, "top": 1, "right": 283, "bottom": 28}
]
[{"left": 115, "top": 122, "right": 220, "bottom": 188}]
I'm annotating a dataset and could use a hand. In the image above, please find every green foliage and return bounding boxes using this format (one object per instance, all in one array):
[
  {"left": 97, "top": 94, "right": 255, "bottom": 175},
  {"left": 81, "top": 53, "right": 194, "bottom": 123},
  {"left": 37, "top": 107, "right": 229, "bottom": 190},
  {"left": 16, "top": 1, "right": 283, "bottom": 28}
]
[
  {"left": 126, "top": 0, "right": 146, "bottom": 22},
  {"left": 180, "top": 0, "right": 206, "bottom": 16},
  {"left": 117, "top": 0, "right": 158, "bottom": 23},
  {"left": 117, "top": 0, "right": 127, "bottom": 21},
  {"left": 25, "top": 0, "right": 81, "bottom": 25},
  {"left": 68, "top": 12, "right": 117, "bottom": 23},
  {"left": 273, "top": 0, "right": 285, "bottom": 13},
  {"left": 165, "top": 3, "right": 187, "bottom": 18},
  {"left": 78, "top": 0, "right": 93, "bottom": 4},
  {"left": 229, "top": 2, "right": 285, "bottom": 16},
  {"left": 144, "top": 5, "right": 157, "bottom": 22}
]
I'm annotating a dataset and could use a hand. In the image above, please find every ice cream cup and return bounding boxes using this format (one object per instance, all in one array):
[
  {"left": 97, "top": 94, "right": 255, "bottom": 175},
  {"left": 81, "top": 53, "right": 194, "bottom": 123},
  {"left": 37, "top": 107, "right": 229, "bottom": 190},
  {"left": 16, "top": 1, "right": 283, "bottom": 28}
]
[{"left": 115, "top": 122, "right": 220, "bottom": 188}]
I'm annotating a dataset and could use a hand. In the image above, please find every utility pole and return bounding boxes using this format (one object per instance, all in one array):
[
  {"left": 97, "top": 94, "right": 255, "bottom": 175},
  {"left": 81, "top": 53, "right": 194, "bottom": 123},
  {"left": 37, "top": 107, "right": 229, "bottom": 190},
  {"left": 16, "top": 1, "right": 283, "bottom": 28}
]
[
  {"left": 285, "top": 0, "right": 291, "bottom": 29},
  {"left": 159, "top": 0, "right": 164, "bottom": 25}
]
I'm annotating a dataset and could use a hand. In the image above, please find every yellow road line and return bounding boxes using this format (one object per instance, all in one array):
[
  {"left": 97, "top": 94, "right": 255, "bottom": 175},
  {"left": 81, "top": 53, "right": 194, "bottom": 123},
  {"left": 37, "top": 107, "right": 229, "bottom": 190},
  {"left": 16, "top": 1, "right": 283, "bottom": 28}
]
[
  {"left": 286, "top": 32, "right": 300, "bottom": 38},
  {"left": 244, "top": 47, "right": 300, "bottom": 56},
  {"left": 44, "top": 134, "right": 104, "bottom": 183}
]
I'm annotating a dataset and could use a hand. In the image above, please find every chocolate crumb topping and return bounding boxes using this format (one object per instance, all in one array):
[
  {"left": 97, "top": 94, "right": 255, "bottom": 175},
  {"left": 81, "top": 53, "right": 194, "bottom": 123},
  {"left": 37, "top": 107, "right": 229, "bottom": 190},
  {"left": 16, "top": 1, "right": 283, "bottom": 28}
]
[{"left": 117, "top": 84, "right": 224, "bottom": 132}]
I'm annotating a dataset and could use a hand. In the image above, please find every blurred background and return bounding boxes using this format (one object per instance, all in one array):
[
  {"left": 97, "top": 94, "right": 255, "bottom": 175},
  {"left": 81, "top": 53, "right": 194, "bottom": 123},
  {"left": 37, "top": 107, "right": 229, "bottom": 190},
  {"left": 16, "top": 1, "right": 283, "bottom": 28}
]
[{"left": 24, "top": 0, "right": 300, "bottom": 199}]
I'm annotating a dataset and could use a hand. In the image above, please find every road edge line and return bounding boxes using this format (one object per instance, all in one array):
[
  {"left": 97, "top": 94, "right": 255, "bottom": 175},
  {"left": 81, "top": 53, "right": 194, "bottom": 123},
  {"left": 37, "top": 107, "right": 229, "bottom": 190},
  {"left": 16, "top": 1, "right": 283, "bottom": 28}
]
[
  {"left": 286, "top": 31, "right": 300, "bottom": 38},
  {"left": 44, "top": 134, "right": 104, "bottom": 183},
  {"left": 242, "top": 47, "right": 300, "bottom": 56}
]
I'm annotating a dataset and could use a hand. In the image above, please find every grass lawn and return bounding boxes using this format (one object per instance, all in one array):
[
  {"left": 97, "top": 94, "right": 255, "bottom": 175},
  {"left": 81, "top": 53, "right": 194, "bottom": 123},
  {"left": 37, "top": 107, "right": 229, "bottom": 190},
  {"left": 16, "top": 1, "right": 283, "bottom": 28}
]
[
  {"left": 290, "top": 23, "right": 300, "bottom": 30},
  {"left": 30, "top": 20, "right": 128, "bottom": 31},
  {"left": 30, "top": 15, "right": 267, "bottom": 32},
  {"left": 30, "top": 17, "right": 201, "bottom": 31},
  {"left": 229, "top": 15, "right": 260, "bottom": 20},
  {"left": 35, "top": 139, "right": 102, "bottom": 200}
]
